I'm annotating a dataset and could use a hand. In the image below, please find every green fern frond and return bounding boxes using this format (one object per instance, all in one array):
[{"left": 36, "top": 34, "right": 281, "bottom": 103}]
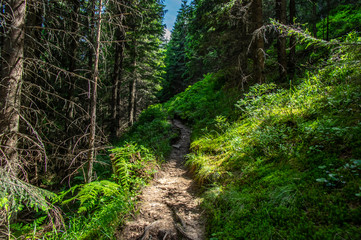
[
  {"left": 60, "top": 180, "right": 123, "bottom": 214},
  {"left": 110, "top": 142, "right": 158, "bottom": 191}
]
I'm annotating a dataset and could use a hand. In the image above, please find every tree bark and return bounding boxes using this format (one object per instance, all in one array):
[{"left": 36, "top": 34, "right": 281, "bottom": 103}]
[
  {"left": 24, "top": 0, "right": 43, "bottom": 184},
  {"left": 67, "top": 0, "right": 80, "bottom": 120},
  {"left": 87, "top": 0, "right": 95, "bottom": 94},
  {"left": 326, "top": 0, "right": 330, "bottom": 41},
  {"left": 111, "top": 28, "right": 125, "bottom": 138},
  {"left": 312, "top": 1, "right": 317, "bottom": 38},
  {"left": 67, "top": 0, "right": 80, "bottom": 154},
  {"left": 87, "top": 0, "right": 102, "bottom": 183},
  {"left": 275, "top": 0, "right": 287, "bottom": 81},
  {"left": 128, "top": 30, "right": 137, "bottom": 127},
  {"left": 252, "top": 0, "right": 264, "bottom": 84},
  {"left": 288, "top": 0, "right": 296, "bottom": 79},
  {"left": 0, "top": 4, "right": 3, "bottom": 55},
  {"left": 0, "top": 0, "right": 26, "bottom": 176}
]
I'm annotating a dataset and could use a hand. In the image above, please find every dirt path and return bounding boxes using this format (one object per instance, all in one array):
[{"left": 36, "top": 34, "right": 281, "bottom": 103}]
[{"left": 118, "top": 119, "right": 205, "bottom": 240}]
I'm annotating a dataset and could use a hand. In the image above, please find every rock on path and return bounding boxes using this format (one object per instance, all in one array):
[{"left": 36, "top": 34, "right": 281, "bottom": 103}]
[{"left": 117, "top": 119, "right": 205, "bottom": 240}]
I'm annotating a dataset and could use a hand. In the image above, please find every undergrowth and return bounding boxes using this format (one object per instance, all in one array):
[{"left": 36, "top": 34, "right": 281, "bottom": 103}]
[
  {"left": 13, "top": 106, "right": 175, "bottom": 239},
  {"left": 164, "top": 72, "right": 241, "bottom": 138},
  {"left": 184, "top": 39, "right": 361, "bottom": 239},
  {"left": 10, "top": 29, "right": 361, "bottom": 240},
  {"left": 46, "top": 104, "right": 178, "bottom": 239}
]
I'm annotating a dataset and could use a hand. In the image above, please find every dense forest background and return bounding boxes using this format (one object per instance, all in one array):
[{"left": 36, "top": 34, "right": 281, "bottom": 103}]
[{"left": 0, "top": 0, "right": 360, "bottom": 239}]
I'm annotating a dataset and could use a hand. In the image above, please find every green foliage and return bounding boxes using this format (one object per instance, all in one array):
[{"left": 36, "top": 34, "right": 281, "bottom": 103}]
[
  {"left": 120, "top": 104, "right": 175, "bottom": 160},
  {"left": 0, "top": 170, "right": 57, "bottom": 213},
  {"left": 161, "top": 0, "right": 190, "bottom": 100},
  {"left": 110, "top": 143, "right": 158, "bottom": 191},
  {"left": 185, "top": 40, "right": 361, "bottom": 238},
  {"left": 54, "top": 139, "right": 162, "bottom": 239},
  {"left": 56, "top": 180, "right": 133, "bottom": 239},
  {"left": 55, "top": 104, "right": 174, "bottom": 239},
  {"left": 317, "top": 4, "right": 361, "bottom": 40},
  {"left": 164, "top": 72, "right": 240, "bottom": 137},
  {"left": 10, "top": 215, "right": 51, "bottom": 239},
  {"left": 60, "top": 180, "right": 123, "bottom": 214},
  {"left": 0, "top": 169, "right": 62, "bottom": 238}
]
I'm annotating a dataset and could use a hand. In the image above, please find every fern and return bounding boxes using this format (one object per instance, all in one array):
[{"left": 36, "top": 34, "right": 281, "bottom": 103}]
[
  {"left": 110, "top": 142, "right": 158, "bottom": 191},
  {"left": 60, "top": 180, "right": 123, "bottom": 214},
  {"left": 115, "top": 157, "right": 131, "bottom": 190},
  {"left": 57, "top": 180, "right": 134, "bottom": 239}
]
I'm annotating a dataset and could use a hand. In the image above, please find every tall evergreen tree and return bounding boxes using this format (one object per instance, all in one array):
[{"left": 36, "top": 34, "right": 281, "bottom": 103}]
[{"left": 163, "top": 0, "right": 190, "bottom": 100}]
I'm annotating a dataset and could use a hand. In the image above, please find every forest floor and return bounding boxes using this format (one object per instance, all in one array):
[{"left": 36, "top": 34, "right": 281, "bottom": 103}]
[{"left": 117, "top": 119, "right": 205, "bottom": 240}]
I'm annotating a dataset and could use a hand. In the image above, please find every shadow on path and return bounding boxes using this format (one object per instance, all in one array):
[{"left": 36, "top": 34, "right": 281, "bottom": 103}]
[{"left": 117, "top": 119, "right": 205, "bottom": 240}]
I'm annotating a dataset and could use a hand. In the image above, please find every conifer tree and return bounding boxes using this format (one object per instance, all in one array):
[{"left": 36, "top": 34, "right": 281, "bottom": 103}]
[{"left": 163, "top": 0, "right": 190, "bottom": 100}]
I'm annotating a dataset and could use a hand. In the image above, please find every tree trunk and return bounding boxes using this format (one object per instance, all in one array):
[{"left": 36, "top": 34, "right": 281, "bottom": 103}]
[
  {"left": 87, "top": 0, "right": 95, "bottom": 96},
  {"left": 111, "top": 28, "right": 125, "bottom": 138},
  {"left": 322, "top": 17, "right": 325, "bottom": 40},
  {"left": 67, "top": 0, "right": 80, "bottom": 153},
  {"left": 288, "top": 0, "right": 296, "bottom": 79},
  {"left": 87, "top": 0, "right": 102, "bottom": 183},
  {"left": 128, "top": 31, "right": 137, "bottom": 127},
  {"left": 0, "top": 4, "right": 3, "bottom": 55},
  {"left": 275, "top": 0, "right": 287, "bottom": 81},
  {"left": 0, "top": 0, "right": 26, "bottom": 176},
  {"left": 24, "top": 0, "right": 43, "bottom": 184},
  {"left": 252, "top": 0, "right": 264, "bottom": 84},
  {"left": 312, "top": 1, "right": 317, "bottom": 38},
  {"left": 326, "top": 0, "right": 330, "bottom": 41}
]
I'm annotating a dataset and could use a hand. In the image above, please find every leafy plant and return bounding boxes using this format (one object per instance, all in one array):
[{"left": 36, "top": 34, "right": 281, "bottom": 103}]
[
  {"left": 183, "top": 38, "right": 361, "bottom": 239},
  {"left": 110, "top": 143, "right": 158, "bottom": 191},
  {"left": 56, "top": 180, "right": 134, "bottom": 239},
  {"left": 60, "top": 180, "right": 124, "bottom": 214}
]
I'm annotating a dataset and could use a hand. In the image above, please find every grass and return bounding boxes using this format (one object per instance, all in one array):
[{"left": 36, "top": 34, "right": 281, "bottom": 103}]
[
  {"left": 107, "top": 39, "right": 361, "bottom": 239},
  {"left": 18, "top": 32, "right": 361, "bottom": 240},
  {"left": 184, "top": 43, "right": 361, "bottom": 239}
]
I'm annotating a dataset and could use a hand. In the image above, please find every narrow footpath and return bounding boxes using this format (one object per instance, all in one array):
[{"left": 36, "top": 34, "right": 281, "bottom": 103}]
[{"left": 118, "top": 119, "right": 205, "bottom": 240}]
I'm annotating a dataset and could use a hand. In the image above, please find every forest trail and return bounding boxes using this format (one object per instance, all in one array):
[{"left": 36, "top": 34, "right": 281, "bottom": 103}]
[{"left": 117, "top": 119, "right": 205, "bottom": 240}]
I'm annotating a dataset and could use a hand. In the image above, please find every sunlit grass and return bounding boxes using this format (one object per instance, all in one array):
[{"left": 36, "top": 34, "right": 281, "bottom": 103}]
[{"left": 180, "top": 45, "right": 361, "bottom": 239}]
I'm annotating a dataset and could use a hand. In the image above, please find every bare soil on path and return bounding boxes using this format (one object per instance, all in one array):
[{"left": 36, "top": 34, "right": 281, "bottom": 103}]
[{"left": 117, "top": 119, "right": 205, "bottom": 240}]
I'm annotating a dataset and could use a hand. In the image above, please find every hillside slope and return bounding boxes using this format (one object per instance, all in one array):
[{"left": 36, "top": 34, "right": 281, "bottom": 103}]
[{"left": 129, "top": 39, "right": 361, "bottom": 239}]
